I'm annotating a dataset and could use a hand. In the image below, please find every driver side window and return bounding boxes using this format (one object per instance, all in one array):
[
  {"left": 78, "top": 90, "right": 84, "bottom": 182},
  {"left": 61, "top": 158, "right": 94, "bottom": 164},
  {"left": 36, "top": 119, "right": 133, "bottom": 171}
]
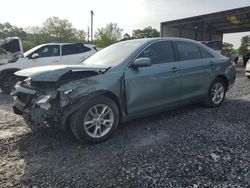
[
  {"left": 30, "top": 45, "right": 60, "bottom": 58},
  {"left": 137, "top": 41, "right": 175, "bottom": 64}
]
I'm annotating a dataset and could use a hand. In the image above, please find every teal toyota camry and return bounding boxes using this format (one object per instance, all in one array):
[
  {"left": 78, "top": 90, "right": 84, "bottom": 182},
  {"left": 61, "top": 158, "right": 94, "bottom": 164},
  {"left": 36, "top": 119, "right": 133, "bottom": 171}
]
[{"left": 11, "top": 38, "right": 236, "bottom": 143}]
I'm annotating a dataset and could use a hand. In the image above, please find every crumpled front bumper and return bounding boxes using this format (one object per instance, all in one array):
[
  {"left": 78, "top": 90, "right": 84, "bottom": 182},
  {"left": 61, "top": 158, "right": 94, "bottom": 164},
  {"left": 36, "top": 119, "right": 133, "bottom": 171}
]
[{"left": 12, "top": 83, "right": 59, "bottom": 130}]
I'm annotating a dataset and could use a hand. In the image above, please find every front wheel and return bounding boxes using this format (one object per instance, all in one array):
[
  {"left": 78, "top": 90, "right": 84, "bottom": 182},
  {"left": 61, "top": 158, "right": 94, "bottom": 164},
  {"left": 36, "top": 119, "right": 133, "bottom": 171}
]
[
  {"left": 203, "top": 78, "right": 226, "bottom": 107},
  {"left": 70, "top": 95, "right": 119, "bottom": 144},
  {"left": 247, "top": 76, "right": 250, "bottom": 79}
]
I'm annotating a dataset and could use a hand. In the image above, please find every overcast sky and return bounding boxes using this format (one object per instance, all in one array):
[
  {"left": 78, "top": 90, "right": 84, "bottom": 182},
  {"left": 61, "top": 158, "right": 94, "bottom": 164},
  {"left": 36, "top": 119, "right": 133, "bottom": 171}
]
[{"left": 1, "top": 0, "right": 250, "bottom": 48}]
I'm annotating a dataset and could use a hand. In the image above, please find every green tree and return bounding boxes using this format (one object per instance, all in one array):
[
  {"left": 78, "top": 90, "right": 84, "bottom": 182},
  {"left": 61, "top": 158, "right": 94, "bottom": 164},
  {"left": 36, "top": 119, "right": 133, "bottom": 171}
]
[
  {"left": 221, "top": 42, "right": 234, "bottom": 57},
  {"left": 94, "top": 23, "right": 123, "bottom": 47},
  {"left": 24, "top": 26, "right": 49, "bottom": 45},
  {"left": 0, "top": 22, "right": 27, "bottom": 39},
  {"left": 74, "top": 29, "right": 86, "bottom": 42},
  {"left": 238, "top": 36, "right": 250, "bottom": 55},
  {"left": 132, "top": 26, "right": 160, "bottom": 39},
  {"left": 41, "top": 17, "right": 77, "bottom": 42},
  {"left": 22, "top": 40, "right": 36, "bottom": 52}
]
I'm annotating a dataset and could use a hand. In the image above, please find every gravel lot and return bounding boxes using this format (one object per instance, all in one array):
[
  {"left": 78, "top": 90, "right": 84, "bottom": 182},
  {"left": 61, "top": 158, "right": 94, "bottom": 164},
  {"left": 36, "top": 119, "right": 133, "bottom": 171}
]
[{"left": 0, "top": 67, "right": 249, "bottom": 187}]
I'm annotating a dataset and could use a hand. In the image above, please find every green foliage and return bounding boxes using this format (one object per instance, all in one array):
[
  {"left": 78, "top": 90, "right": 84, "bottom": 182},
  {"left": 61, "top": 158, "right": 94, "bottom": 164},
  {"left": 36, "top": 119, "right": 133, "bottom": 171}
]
[
  {"left": 221, "top": 42, "right": 234, "bottom": 57},
  {"left": 0, "top": 22, "right": 27, "bottom": 39},
  {"left": 41, "top": 17, "right": 78, "bottom": 42},
  {"left": 238, "top": 36, "right": 250, "bottom": 55},
  {"left": 22, "top": 40, "right": 36, "bottom": 52},
  {"left": 132, "top": 26, "right": 160, "bottom": 39},
  {"left": 94, "top": 23, "right": 123, "bottom": 48},
  {"left": 74, "top": 29, "right": 87, "bottom": 42},
  {"left": 1, "top": 18, "right": 162, "bottom": 52}
]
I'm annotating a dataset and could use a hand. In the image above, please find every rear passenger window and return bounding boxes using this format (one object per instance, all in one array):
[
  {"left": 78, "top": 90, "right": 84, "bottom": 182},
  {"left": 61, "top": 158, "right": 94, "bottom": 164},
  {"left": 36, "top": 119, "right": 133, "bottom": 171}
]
[
  {"left": 138, "top": 41, "right": 175, "bottom": 64},
  {"left": 200, "top": 47, "right": 214, "bottom": 58},
  {"left": 175, "top": 41, "right": 201, "bottom": 61},
  {"left": 62, "top": 44, "right": 91, "bottom": 56}
]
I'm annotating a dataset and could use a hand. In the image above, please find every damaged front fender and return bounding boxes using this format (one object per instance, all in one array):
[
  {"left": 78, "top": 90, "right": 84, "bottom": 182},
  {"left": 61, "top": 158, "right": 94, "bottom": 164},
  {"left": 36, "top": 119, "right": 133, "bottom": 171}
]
[{"left": 58, "top": 78, "right": 99, "bottom": 107}]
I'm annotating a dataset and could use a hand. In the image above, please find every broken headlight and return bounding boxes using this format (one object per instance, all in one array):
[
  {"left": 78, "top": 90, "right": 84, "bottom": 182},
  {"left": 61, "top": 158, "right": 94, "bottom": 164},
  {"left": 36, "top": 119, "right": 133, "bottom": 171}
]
[
  {"left": 36, "top": 91, "right": 57, "bottom": 110},
  {"left": 21, "top": 77, "right": 32, "bottom": 87}
]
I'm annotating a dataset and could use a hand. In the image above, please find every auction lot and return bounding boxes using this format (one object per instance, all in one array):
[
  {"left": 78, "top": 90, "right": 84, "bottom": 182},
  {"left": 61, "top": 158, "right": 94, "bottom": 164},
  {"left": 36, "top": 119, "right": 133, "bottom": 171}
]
[{"left": 0, "top": 67, "right": 249, "bottom": 187}]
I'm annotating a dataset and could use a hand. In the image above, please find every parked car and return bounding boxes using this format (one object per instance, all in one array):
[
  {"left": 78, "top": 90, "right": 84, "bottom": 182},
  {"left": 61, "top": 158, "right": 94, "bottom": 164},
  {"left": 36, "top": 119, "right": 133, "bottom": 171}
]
[
  {"left": 243, "top": 52, "right": 250, "bottom": 66},
  {"left": 11, "top": 38, "right": 236, "bottom": 143},
  {"left": 0, "top": 42, "right": 96, "bottom": 93},
  {"left": 245, "top": 59, "right": 250, "bottom": 79},
  {"left": 201, "top": 40, "right": 222, "bottom": 53}
]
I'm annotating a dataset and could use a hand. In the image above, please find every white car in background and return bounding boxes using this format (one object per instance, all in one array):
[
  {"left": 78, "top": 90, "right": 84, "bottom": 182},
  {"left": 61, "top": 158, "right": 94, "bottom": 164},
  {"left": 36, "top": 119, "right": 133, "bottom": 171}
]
[
  {"left": 0, "top": 42, "right": 97, "bottom": 93},
  {"left": 245, "top": 60, "right": 250, "bottom": 79}
]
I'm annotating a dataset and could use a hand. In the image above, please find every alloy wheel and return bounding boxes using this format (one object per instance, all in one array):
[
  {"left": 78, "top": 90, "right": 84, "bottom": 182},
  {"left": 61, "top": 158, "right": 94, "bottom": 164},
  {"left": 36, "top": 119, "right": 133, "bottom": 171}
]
[
  {"left": 211, "top": 82, "right": 225, "bottom": 105},
  {"left": 83, "top": 104, "right": 114, "bottom": 138}
]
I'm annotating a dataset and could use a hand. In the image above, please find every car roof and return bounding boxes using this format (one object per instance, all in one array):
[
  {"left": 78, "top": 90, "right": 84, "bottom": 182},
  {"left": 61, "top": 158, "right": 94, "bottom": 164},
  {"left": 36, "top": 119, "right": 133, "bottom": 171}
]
[{"left": 41, "top": 42, "right": 95, "bottom": 47}]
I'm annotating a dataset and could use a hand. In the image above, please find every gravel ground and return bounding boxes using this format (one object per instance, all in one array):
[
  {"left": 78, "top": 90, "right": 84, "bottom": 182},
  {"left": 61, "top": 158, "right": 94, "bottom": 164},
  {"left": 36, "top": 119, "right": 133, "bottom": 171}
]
[{"left": 0, "top": 67, "right": 249, "bottom": 187}]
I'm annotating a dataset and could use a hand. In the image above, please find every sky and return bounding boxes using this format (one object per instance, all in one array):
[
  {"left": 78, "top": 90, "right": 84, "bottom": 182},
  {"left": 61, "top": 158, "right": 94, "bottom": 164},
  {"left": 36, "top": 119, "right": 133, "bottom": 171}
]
[{"left": 1, "top": 0, "right": 250, "bottom": 48}]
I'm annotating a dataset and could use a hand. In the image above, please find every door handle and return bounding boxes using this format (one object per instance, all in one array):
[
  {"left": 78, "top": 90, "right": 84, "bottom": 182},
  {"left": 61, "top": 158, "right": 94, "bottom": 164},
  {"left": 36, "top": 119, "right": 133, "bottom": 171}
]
[
  {"left": 210, "top": 62, "right": 215, "bottom": 66},
  {"left": 171, "top": 67, "right": 179, "bottom": 72}
]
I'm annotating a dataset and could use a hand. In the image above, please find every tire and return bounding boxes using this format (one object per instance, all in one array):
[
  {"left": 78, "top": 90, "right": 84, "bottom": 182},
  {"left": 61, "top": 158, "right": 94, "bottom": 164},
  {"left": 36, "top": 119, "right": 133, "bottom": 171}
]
[
  {"left": 247, "top": 76, "right": 250, "bottom": 79},
  {"left": 0, "top": 73, "right": 19, "bottom": 94},
  {"left": 203, "top": 78, "right": 226, "bottom": 108},
  {"left": 70, "top": 95, "right": 119, "bottom": 144}
]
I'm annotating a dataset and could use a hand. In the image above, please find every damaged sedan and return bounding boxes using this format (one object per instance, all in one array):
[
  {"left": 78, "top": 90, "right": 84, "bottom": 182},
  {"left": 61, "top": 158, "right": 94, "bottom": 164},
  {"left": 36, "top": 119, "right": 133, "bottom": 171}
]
[{"left": 11, "top": 38, "right": 236, "bottom": 143}]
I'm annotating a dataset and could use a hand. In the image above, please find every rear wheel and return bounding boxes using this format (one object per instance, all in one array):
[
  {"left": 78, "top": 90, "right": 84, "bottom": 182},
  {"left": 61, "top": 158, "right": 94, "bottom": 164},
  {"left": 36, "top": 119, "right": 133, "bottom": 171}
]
[
  {"left": 247, "top": 76, "right": 250, "bottom": 79},
  {"left": 203, "top": 78, "right": 226, "bottom": 107},
  {"left": 0, "top": 73, "right": 19, "bottom": 94},
  {"left": 70, "top": 95, "right": 119, "bottom": 144}
]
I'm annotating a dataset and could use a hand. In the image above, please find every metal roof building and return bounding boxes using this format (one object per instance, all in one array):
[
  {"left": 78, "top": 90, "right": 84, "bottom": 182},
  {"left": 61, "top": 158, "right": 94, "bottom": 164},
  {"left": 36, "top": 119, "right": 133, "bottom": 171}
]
[{"left": 160, "top": 6, "right": 250, "bottom": 41}]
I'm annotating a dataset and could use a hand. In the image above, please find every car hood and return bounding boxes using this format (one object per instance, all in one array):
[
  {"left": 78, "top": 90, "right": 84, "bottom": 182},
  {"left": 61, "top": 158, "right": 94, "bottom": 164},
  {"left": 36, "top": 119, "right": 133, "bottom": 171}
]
[{"left": 15, "top": 64, "right": 109, "bottom": 82}]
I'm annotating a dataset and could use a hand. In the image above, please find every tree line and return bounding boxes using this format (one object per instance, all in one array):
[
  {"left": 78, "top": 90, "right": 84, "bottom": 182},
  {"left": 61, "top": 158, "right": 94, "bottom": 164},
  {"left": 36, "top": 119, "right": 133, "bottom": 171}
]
[
  {"left": 1, "top": 16, "right": 249, "bottom": 55},
  {"left": 0, "top": 17, "right": 160, "bottom": 51}
]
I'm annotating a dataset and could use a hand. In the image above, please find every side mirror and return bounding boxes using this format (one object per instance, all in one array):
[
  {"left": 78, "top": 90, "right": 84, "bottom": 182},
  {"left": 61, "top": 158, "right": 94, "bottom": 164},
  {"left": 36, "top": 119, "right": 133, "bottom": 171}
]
[
  {"left": 131, "top": 58, "right": 151, "bottom": 68},
  {"left": 31, "top": 53, "right": 39, "bottom": 59}
]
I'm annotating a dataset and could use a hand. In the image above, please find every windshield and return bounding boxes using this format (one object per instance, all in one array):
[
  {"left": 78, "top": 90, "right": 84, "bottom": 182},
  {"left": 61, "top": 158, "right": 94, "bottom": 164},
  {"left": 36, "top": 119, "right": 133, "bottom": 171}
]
[
  {"left": 23, "top": 44, "right": 45, "bottom": 57},
  {"left": 82, "top": 40, "right": 145, "bottom": 67}
]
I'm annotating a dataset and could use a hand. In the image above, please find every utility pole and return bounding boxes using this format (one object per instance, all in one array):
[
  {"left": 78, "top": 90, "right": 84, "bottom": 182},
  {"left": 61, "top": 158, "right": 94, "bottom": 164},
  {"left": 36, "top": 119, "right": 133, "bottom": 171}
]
[
  {"left": 90, "top": 10, "right": 94, "bottom": 41},
  {"left": 87, "top": 27, "right": 90, "bottom": 43}
]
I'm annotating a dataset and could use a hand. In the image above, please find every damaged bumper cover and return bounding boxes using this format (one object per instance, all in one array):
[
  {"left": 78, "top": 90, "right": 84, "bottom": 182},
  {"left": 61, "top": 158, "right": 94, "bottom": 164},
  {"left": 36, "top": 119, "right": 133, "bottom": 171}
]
[
  {"left": 11, "top": 80, "right": 96, "bottom": 131},
  {"left": 12, "top": 83, "right": 60, "bottom": 130}
]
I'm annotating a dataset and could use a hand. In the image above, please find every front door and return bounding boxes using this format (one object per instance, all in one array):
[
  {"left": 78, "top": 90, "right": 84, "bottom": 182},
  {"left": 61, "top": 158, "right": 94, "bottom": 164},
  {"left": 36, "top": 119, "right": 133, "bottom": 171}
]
[
  {"left": 26, "top": 45, "right": 60, "bottom": 67},
  {"left": 124, "top": 41, "right": 181, "bottom": 115}
]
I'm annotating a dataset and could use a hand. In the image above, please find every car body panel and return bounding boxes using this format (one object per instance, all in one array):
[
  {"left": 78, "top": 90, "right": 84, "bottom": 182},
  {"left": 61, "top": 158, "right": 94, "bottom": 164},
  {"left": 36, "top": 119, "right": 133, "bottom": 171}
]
[
  {"left": 15, "top": 64, "right": 108, "bottom": 82},
  {"left": 125, "top": 62, "right": 181, "bottom": 115}
]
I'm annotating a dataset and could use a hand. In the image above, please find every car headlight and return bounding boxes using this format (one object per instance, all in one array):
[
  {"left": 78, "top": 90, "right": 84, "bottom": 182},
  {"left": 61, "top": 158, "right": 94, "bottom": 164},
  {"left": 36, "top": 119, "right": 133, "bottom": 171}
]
[
  {"left": 24, "top": 77, "right": 31, "bottom": 84},
  {"left": 36, "top": 91, "right": 57, "bottom": 110}
]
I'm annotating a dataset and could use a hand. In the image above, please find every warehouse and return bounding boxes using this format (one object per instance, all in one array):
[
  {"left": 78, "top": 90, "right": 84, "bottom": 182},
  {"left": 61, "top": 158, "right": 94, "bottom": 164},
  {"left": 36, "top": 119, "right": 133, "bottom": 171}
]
[{"left": 161, "top": 6, "right": 250, "bottom": 42}]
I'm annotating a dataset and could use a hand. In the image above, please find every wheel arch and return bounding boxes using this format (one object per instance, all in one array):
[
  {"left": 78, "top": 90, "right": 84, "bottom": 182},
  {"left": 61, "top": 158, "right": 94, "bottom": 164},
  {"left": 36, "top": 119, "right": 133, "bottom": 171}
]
[
  {"left": 61, "top": 90, "right": 123, "bottom": 132},
  {"left": 215, "top": 75, "right": 229, "bottom": 91}
]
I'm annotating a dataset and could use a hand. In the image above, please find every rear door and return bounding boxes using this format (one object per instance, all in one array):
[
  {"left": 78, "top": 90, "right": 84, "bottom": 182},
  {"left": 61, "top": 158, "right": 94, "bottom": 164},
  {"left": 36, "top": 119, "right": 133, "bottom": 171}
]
[
  {"left": 174, "top": 41, "right": 214, "bottom": 100},
  {"left": 61, "top": 44, "right": 93, "bottom": 64},
  {"left": 125, "top": 41, "right": 181, "bottom": 115}
]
